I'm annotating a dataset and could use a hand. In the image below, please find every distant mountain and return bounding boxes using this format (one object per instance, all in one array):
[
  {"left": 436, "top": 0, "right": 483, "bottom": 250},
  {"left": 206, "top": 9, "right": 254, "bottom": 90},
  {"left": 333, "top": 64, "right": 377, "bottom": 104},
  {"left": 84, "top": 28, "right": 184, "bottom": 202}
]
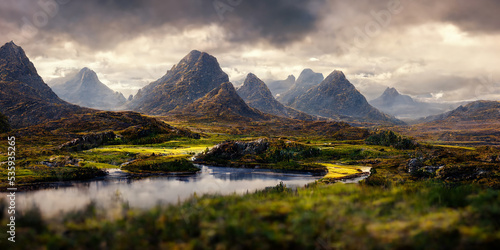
[
  {"left": 371, "top": 87, "right": 415, "bottom": 107},
  {"left": 129, "top": 50, "right": 229, "bottom": 115},
  {"left": 237, "top": 73, "right": 315, "bottom": 120},
  {"left": 418, "top": 100, "right": 500, "bottom": 124},
  {"left": 0, "top": 41, "right": 90, "bottom": 128},
  {"left": 370, "top": 87, "right": 461, "bottom": 120},
  {"left": 267, "top": 75, "right": 295, "bottom": 96},
  {"left": 278, "top": 69, "right": 324, "bottom": 105},
  {"left": 290, "top": 70, "right": 404, "bottom": 125},
  {"left": 174, "top": 82, "right": 270, "bottom": 122},
  {"left": 50, "top": 67, "right": 126, "bottom": 110}
]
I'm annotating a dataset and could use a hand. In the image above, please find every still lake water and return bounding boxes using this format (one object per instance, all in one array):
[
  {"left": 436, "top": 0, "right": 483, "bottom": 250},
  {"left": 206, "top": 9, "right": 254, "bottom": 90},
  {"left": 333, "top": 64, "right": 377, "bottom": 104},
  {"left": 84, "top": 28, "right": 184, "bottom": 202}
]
[{"left": 16, "top": 165, "right": 328, "bottom": 217}]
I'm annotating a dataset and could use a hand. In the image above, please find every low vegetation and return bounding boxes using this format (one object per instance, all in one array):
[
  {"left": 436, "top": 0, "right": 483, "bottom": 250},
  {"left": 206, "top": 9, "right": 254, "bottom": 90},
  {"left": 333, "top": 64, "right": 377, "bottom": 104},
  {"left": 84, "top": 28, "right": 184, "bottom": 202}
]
[{"left": 3, "top": 181, "right": 500, "bottom": 249}]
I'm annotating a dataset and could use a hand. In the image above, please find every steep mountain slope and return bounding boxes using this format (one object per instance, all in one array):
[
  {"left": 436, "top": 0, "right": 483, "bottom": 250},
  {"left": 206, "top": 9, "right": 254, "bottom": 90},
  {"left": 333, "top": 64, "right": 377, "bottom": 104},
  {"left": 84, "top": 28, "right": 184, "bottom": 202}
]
[
  {"left": 173, "top": 82, "right": 270, "bottom": 122},
  {"left": 267, "top": 75, "right": 295, "bottom": 96},
  {"left": 278, "top": 69, "right": 324, "bottom": 105},
  {"left": 129, "top": 50, "right": 229, "bottom": 115},
  {"left": 370, "top": 87, "right": 460, "bottom": 120},
  {"left": 0, "top": 41, "right": 91, "bottom": 128},
  {"left": 237, "top": 73, "right": 314, "bottom": 120},
  {"left": 290, "top": 70, "right": 403, "bottom": 125},
  {"left": 50, "top": 68, "right": 126, "bottom": 110}
]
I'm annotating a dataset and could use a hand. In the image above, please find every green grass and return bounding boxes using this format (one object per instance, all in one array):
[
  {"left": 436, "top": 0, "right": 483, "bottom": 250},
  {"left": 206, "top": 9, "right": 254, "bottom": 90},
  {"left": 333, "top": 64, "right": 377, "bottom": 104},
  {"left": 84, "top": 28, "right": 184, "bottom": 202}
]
[
  {"left": 320, "top": 163, "right": 368, "bottom": 179},
  {"left": 3, "top": 181, "right": 499, "bottom": 249}
]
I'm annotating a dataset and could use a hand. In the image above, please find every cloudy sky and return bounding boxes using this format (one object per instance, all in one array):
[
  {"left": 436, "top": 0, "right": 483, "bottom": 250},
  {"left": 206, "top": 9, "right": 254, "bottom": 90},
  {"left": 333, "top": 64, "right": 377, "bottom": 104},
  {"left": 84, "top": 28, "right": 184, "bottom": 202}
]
[{"left": 1, "top": 0, "right": 499, "bottom": 101}]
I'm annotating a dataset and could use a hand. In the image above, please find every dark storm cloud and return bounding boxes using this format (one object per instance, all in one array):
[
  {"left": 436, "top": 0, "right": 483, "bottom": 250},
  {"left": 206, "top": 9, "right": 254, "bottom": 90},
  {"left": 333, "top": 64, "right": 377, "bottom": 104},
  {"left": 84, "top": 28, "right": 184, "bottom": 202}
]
[{"left": 1, "top": 0, "right": 325, "bottom": 49}]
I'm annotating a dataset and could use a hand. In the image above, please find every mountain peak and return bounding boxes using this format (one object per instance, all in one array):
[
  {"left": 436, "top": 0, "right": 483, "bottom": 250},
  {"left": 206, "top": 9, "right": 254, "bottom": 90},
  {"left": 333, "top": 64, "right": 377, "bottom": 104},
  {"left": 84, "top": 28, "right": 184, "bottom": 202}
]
[
  {"left": 129, "top": 50, "right": 229, "bottom": 115},
  {"left": 77, "top": 67, "right": 99, "bottom": 82},
  {"left": 326, "top": 70, "right": 346, "bottom": 81},
  {"left": 278, "top": 69, "right": 324, "bottom": 105},
  {"left": 1, "top": 41, "right": 29, "bottom": 64},
  {"left": 383, "top": 87, "right": 400, "bottom": 97}
]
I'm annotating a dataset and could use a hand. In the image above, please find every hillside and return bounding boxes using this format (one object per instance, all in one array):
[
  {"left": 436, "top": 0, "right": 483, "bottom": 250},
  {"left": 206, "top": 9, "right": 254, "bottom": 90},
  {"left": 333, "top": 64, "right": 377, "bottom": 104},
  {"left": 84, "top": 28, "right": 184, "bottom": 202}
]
[
  {"left": 0, "top": 41, "right": 91, "bottom": 128},
  {"left": 129, "top": 50, "right": 229, "bottom": 115},
  {"left": 290, "top": 70, "right": 404, "bottom": 125},
  {"left": 50, "top": 68, "right": 127, "bottom": 110},
  {"left": 420, "top": 100, "right": 500, "bottom": 124},
  {"left": 237, "top": 73, "right": 315, "bottom": 120},
  {"left": 278, "top": 69, "right": 324, "bottom": 105},
  {"left": 393, "top": 100, "right": 500, "bottom": 143}
]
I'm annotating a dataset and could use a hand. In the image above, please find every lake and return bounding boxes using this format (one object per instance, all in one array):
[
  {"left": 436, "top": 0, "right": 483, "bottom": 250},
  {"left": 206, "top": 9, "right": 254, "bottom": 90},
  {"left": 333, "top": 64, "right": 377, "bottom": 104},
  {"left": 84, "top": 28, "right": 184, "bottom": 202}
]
[{"left": 16, "top": 165, "right": 332, "bottom": 218}]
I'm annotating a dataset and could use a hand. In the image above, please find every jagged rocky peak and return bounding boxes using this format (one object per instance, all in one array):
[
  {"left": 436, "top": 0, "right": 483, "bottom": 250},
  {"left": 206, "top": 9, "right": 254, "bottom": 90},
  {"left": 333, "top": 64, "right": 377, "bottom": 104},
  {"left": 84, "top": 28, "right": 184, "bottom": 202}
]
[{"left": 296, "top": 68, "right": 325, "bottom": 86}]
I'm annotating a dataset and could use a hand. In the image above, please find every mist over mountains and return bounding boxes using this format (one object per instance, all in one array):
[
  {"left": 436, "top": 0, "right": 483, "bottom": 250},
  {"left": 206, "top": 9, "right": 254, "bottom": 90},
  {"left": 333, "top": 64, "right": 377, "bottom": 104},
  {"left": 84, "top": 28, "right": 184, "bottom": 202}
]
[
  {"left": 370, "top": 87, "right": 464, "bottom": 120},
  {"left": 49, "top": 67, "right": 127, "bottom": 111}
]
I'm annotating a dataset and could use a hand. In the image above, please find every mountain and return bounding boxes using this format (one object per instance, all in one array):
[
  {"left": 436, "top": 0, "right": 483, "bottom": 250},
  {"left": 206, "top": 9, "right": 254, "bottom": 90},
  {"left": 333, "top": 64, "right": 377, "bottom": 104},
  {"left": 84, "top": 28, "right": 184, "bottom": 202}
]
[
  {"left": 237, "top": 73, "right": 315, "bottom": 120},
  {"left": 278, "top": 69, "right": 324, "bottom": 105},
  {"left": 418, "top": 100, "right": 500, "bottom": 124},
  {"left": 129, "top": 50, "right": 229, "bottom": 115},
  {"left": 50, "top": 67, "right": 126, "bottom": 110},
  {"left": 290, "top": 70, "right": 404, "bottom": 125},
  {"left": 173, "top": 82, "right": 270, "bottom": 122},
  {"left": 0, "top": 41, "right": 90, "bottom": 128},
  {"left": 267, "top": 75, "right": 295, "bottom": 96},
  {"left": 370, "top": 87, "right": 461, "bottom": 120}
]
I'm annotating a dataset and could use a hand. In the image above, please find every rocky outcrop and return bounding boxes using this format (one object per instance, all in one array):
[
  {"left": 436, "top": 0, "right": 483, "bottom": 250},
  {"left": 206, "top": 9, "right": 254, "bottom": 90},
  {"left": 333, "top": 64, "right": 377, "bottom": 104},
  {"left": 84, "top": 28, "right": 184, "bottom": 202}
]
[
  {"left": 59, "top": 131, "right": 116, "bottom": 151},
  {"left": 195, "top": 139, "right": 270, "bottom": 161}
]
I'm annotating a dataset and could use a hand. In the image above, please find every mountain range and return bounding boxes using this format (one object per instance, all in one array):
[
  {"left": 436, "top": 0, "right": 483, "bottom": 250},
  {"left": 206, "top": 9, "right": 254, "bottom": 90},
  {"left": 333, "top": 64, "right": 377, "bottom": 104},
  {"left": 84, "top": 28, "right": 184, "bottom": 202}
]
[
  {"left": 290, "top": 71, "right": 404, "bottom": 125},
  {"left": 49, "top": 67, "right": 127, "bottom": 110},
  {"left": 370, "top": 87, "right": 463, "bottom": 120},
  {"left": 278, "top": 69, "right": 324, "bottom": 105},
  {"left": 237, "top": 73, "right": 314, "bottom": 120},
  {"left": 0, "top": 41, "right": 90, "bottom": 128}
]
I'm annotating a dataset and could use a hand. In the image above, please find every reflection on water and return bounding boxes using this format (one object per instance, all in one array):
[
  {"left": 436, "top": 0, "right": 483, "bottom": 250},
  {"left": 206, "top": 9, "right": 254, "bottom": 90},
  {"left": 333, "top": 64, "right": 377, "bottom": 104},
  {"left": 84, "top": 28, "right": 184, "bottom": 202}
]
[{"left": 16, "top": 166, "right": 323, "bottom": 217}]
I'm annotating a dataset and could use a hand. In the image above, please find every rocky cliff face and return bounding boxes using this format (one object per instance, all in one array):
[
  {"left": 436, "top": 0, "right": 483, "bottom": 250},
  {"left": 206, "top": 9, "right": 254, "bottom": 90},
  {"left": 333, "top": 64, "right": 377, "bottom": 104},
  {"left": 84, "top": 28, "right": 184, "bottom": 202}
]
[
  {"left": 278, "top": 69, "right": 324, "bottom": 105},
  {"left": 129, "top": 50, "right": 230, "bottom": 115},
  {"left": 237, "top": 73, "right": 315, "bottom": 120},
  {"left": 50, "top": 67, "right": 127, "bottom": 110},
  {"left": 290, "top": 70, "right": 403, "bottom": 125},
  {"left": 0, "top": 41, "right": 90, "bottom": 128}
]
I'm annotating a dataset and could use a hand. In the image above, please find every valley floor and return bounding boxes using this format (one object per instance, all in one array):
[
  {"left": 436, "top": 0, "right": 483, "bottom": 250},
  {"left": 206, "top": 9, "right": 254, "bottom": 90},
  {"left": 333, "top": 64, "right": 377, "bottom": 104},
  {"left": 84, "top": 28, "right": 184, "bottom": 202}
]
[{"left": 1, "top": 120, "right": 499, "bottom": 249}]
